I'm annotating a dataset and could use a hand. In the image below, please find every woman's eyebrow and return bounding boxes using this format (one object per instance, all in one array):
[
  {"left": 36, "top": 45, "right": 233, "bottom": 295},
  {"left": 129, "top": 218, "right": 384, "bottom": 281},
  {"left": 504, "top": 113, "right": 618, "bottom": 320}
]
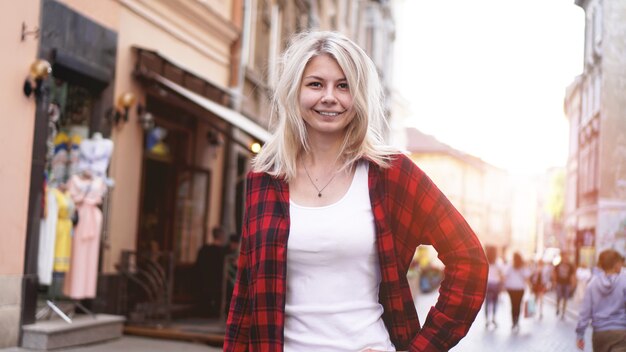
[{"left": 303, "top": 75, "right": 347, "bottom": 81}]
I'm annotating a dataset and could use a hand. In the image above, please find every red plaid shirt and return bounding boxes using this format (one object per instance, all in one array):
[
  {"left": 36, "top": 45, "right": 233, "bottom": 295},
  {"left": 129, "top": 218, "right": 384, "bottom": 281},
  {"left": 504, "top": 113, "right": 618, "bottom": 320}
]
[{"left": 224, "top": 154, "right": 488, "bottom": 351}]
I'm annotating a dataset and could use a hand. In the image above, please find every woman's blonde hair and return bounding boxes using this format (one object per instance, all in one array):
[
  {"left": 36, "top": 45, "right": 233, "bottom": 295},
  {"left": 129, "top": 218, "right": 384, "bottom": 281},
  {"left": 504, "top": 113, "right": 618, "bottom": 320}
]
[{"left": 252, "top": 31, "right": 396, "bottom": 180}]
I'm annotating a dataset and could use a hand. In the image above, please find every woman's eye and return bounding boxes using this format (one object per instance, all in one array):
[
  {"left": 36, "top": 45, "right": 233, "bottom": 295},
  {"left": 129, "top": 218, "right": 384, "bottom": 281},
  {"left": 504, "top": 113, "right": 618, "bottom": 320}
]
[
  {"left": 338, "top": 83, "right": 349, "bottom": 89},
  {"left": 307, "top": 82, "right": 322, "bottom": 88}
]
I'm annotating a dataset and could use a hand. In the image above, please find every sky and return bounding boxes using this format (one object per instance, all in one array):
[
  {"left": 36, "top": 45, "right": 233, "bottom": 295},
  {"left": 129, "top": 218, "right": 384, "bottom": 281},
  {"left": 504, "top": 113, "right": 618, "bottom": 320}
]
[{"left": 393, "top": 0, "right": 585, "bottom": 174}]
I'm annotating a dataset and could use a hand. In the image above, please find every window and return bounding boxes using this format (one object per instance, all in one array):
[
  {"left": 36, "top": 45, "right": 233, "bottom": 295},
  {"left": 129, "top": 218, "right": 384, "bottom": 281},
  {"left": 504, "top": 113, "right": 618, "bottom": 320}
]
[
  {"left": 585, "top": 8, "right": 593, "bottom": 65},
  {"left": 577, "top": 130, "right": 599, "bottom": 206},
  {"left": 46, "top": 77, "right": 96, "bottom": 185},
  {"left": 592, "top": 1, "right": 603, "bottom": 55},
  {"left": 593, "top": 71, "right": 601, "bottom": 116},
  {"left": 585, "top": 1, "right": 603, "bottom": 65}
]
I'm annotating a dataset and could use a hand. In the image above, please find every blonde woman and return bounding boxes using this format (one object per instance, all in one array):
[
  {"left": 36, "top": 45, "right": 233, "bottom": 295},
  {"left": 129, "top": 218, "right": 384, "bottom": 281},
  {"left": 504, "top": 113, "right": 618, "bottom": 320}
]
[{"left": 223, "top": 31, "right": 488, "bottom": 352}]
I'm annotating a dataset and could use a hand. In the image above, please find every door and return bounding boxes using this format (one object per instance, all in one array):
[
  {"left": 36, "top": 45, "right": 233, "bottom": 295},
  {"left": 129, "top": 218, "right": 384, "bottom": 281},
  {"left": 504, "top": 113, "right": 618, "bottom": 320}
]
[
  {"left": 137, "top": 119, "right": 213, "bottom": 309},
  {"left": 171, "top": 166, "right": 211, "bottom": 305}
]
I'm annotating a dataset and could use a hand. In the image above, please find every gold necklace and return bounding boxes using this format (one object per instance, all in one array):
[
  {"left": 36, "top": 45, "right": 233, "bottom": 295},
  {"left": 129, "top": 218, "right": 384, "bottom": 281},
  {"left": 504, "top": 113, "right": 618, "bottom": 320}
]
[{"left": 303, "top": 163, "right": 337, "bottom": 198}]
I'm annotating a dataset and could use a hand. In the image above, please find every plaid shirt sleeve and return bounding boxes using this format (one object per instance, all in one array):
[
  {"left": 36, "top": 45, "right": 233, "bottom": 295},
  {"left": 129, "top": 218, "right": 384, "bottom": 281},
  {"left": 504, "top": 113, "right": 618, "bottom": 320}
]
[
  {"left": 388, "top": 155, "right": 488, "bottom": 351},
  {"left": 223, "top": 174, "right": 254, "bottom": 351}
]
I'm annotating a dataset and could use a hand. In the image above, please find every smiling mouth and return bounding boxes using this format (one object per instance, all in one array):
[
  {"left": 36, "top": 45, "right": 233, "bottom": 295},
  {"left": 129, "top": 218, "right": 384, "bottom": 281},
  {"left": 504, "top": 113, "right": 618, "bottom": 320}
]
[{"left": 315, "top": 110, "right": 345, "bottom": 117}]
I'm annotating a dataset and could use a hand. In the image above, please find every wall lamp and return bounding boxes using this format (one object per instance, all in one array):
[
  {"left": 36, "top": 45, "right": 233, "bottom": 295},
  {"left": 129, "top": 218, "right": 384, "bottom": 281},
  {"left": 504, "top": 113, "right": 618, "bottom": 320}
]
[
  {"left": 206, "top": 130, "right": 223, "bottom": 147},
  {"left": 23, "top": 59, "right": 52, "bottom": 98},
  {"left": 250, "top": 141, "right": 261, "bottom": 154},
  {"left": 109, "top": 92, "right": 137, "bottom": 125}
]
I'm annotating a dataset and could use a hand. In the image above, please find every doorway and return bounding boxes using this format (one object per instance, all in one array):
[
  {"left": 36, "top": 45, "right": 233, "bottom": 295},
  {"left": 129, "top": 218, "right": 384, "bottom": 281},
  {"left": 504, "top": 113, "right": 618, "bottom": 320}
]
[{"left": 136, "top": 121, "right": 211, "bottom": 314}]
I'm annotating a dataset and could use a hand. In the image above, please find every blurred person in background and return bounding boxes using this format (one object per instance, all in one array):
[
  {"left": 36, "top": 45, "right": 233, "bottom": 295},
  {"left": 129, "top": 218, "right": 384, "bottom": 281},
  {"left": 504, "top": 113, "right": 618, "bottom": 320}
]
[
  {"left": 484, "top": 245, "right": 504, "bottom": 328},
  {"left": 529, "top": 259, "right": 551, "bottom": 319},
  {"left": 503, "top": 252, "right": 530, "bottom": 332},
  {"left": 195, "top": 226, "right": 226, "bottom": 317},
  {"left": 575, "top": 249, "right": 626, "bottom": 351},
  {"left": 553, "top": 252, "right": 577, "bottom": 320},
  {"left": 222, "top": 233, "right": 240, "bottom": 318}
]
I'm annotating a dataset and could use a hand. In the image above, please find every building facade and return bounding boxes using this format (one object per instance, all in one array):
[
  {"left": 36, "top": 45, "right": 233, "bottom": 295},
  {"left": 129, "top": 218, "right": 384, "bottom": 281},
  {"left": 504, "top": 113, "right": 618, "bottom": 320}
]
[
  {"left": 0, "top": 0, "right": 397, "bottom": 348},
  {"left": 564, "top": 0, "right": 626, "bottom": 265},
  {"left": 405, "top": 128, "right": 513, "bottom": 252},
  {"left": 564, "top": 76, "right": 584, "bottom": 262},
  {"left": 535, "top": 167, "right": 567, "bottom": 259}
]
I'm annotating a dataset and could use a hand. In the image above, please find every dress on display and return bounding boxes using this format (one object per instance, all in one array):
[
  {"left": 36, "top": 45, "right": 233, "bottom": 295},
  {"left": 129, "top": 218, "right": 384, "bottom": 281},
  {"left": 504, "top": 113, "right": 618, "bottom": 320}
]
[
  {"left": 77, "top": 135, "right": 113, "bottom": 178},
  {"left": 37, "top": 188, "right": 58, "bottom": 285},
  {"left": 63, "top": 174, "right": 107, "bottom": 299},
  {"left": 52, "top": 187, "right": 74, "bottom": 273}
]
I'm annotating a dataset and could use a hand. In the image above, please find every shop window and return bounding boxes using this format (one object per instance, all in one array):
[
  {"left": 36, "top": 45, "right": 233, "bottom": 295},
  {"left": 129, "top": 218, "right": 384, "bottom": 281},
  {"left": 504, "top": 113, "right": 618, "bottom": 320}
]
[
  {"left": 46, "top": 77, "right": 97, "bottom": 186},
  {"left": 174, "top": 169, "right": 210, "bottom": 264}
]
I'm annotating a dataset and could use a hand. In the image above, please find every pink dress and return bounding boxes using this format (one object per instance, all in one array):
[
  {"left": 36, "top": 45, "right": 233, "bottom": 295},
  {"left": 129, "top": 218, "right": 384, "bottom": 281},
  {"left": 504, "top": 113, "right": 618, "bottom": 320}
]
[{"left": 63, "top": 174, "right": 107, "bottom": 299}]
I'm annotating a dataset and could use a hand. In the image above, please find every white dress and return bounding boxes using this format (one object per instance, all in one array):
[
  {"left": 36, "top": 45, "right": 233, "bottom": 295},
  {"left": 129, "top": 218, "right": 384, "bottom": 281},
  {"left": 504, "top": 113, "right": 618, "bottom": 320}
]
[{"left": 37, "top": 188, "right": 58, "bottom": 285}]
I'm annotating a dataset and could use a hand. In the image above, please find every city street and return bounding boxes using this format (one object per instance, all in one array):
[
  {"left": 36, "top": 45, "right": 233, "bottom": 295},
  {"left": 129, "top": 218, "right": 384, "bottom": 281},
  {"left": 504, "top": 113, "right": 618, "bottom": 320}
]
[
  {"left": 1, "top": 289, "right": 589, "bottom": 352},
  {"left": 416, "top": 290, "right": 590, "bottom": 352},
  {"left": 3, "top": 0, "right": 623, "bottom": 351}
]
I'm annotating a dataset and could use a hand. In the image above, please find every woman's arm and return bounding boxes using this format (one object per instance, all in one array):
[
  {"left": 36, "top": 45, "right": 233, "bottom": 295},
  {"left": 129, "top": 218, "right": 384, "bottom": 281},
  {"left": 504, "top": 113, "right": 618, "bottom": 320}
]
[
  {"left": 575, "top": 283, "right": 592, "bottom": 347},
  {"left": 392, "top": 157, "right": 488, "bottom": 351}
]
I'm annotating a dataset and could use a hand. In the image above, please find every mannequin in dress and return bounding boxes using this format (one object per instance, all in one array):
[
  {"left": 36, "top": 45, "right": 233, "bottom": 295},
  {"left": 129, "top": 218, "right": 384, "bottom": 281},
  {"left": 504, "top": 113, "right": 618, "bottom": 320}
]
[
  {"left": 52, "top": 182, "right": 74, "bottom": 274},
  {"left": 77, "top": 132, "right": 114, "bottom": 178},
  {"left": 37, "top": 182, "right": 58, "bottom": 286},
  {"left": 63, "top": 169, "right": 107, "bottom": 299}
]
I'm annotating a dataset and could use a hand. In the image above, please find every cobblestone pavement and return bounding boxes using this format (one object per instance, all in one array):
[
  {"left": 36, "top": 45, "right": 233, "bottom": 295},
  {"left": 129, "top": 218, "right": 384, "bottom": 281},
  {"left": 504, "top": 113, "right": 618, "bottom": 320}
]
[{"left": 415, "top": 290, "right": 591, "bottom": 352}]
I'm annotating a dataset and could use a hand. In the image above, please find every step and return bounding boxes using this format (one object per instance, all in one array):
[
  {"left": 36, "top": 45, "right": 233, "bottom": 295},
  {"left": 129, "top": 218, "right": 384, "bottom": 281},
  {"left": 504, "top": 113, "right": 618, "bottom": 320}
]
[
  {"left": 21, "top": 314, "right": 125, "bottom": 350},
  {"left": 123, "top": 324, "right": 224, "bottom": 347}
]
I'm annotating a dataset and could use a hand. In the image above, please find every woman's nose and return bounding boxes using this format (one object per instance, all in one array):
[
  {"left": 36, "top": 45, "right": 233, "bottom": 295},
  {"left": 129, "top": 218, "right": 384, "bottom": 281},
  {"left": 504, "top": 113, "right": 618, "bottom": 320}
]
[{"left": 321, "top": 89, "right": 337, "bottom": 104}]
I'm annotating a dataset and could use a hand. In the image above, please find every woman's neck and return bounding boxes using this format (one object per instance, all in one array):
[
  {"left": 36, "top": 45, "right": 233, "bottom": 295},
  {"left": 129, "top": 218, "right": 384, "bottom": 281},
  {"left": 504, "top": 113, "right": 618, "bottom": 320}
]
[{"left": 306, "top": 133, "right": 344, "bottom": 168}]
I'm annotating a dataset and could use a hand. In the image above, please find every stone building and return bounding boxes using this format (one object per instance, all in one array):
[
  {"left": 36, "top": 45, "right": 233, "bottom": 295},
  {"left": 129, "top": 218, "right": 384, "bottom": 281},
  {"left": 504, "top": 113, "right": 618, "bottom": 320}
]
[
  {"left": 564, "top": 0, "right": 626, "bottom": 264},
  {"left": 0, "top": 0, "right": 397, "bottom": 348},
  {"left": 405, "top": 128, "right": 513, "bottom": 252}
]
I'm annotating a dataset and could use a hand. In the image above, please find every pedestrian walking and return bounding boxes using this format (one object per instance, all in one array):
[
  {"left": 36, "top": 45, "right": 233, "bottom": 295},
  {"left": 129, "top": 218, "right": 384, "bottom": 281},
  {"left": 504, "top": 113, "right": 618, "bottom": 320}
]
[
  {"left": 223, "top": 31, "right": 488, "bottom": 352},
  {"left": 503, "top": 252, "right": 529, "bottom": 332},
  {"left": 575, "top": 249, "right": 626, "bottom": 351},
  {"left": 485, "top": 245, "right": 504, "bottom": 328},
  {"left": 529, "top": 259, "right": 551, "bottom": 319},
  {"left": 553, "top": 252, "right": 576, "bottom": 320}
]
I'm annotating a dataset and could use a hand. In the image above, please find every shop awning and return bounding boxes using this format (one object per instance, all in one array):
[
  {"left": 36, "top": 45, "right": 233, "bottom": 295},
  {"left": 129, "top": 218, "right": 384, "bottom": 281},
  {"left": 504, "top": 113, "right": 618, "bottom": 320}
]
[
  {"left": 155, "top": 75, "right": 271, "bottom": 143},
  {"left": 131, "top": 46, "right": 271, "bottom": 144}
]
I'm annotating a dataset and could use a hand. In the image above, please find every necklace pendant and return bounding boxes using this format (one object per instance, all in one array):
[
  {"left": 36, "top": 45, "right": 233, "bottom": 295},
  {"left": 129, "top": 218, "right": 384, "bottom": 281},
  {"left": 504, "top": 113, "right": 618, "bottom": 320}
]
[{"left": 318, "top": 192, "right": 322, "bottom": 197}]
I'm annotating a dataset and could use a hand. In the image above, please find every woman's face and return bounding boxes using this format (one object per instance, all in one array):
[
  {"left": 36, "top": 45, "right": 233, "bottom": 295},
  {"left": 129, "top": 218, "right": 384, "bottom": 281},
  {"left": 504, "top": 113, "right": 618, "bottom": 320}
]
[{"left": 299, "top": 54, "right": 356, "bottom": 140}]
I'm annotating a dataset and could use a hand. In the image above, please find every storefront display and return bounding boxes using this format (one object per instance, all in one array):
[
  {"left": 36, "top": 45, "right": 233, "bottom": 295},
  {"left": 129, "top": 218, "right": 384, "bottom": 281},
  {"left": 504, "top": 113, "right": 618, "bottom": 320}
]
[
  {"left": 63, "top": 172, "right": 108, "bottom": 299},
  {"left": 36, "top": 75, "right": 114, "bottom": 303}
]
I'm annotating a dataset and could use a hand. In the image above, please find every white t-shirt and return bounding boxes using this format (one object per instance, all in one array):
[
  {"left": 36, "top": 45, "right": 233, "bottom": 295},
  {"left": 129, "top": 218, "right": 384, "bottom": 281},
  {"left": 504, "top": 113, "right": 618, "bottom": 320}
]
[
  {"left": 503, "top": 265, "right": 530, "bottom": 290},
  {"left": 285, "top": 162, "right": 395, "bottom": 352}
]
